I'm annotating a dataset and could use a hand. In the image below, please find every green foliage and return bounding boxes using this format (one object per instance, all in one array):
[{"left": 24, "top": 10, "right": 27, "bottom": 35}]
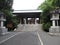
[
  {"left": 0, "top": 0, "right": 13, "bottom": 10},
  {"left": 0, "top": 0, "right": 13, "bottom": 16},
  {"left": 38, "top": 0, "right": 60, "bottom": 32},
  {"left": 42, "top": 22, "right": 51, "bottom": 32},
  {"left": 0, "top": 0, "right": 18, "bottom": 31},
  {"left": 11, "top": 16, "right": 19, "bottom": 28},
  {"left": 38, "top": 0, "right": 60, "bottom": 10},
  {"left": 5, "top": 16, "right": 19, "bottom": 31}
]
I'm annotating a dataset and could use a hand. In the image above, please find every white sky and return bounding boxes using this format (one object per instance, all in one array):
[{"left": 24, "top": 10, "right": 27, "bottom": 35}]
[{"left": 12, "top": 0, "right": 45, "bottom": 10}]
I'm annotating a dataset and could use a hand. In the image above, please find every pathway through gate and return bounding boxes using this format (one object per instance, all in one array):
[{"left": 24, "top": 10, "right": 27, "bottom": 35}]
[{"left": 15, "top": 24, "right": 42, "bottom": 32}]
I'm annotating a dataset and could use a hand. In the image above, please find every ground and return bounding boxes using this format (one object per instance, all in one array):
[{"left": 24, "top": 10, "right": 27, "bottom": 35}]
[{"left": 0, "top": 24, "right": 60, "bottom": 45}]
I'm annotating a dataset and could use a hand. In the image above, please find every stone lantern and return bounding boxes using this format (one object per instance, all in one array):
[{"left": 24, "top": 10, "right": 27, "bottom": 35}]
[
  {"left": 49, "top": 7, "right": 60, "bottom": 33},
  {"left": 0, "top": 12, "right": 8, "bottom": 35}
]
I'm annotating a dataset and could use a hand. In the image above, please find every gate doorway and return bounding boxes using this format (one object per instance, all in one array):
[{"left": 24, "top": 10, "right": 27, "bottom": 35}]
[
  {"left": 13, "top": 10, "right": 42, "bottom": 24},
  {"left": 19, "top": 18, "right": 40, "bottom": 24}
]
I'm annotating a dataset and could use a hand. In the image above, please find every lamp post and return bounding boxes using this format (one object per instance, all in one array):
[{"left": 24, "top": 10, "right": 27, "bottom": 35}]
[
  {"left": 0, "top": 12, "right": 8, "bottom": 35},
  {"left": 49, "top": 7, "right": 60, "bottom": 33}
]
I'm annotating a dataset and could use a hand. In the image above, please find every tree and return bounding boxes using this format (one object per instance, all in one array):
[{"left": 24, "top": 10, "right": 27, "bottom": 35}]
[
  {"left": 0, "top": 0, "right": 13, "bottom": 16},
  {"left": 38, "top": 0, "right": 60, "bottom": 32},
  {"left": 0, "top": 0, "right": 13, "bottom": 10},
  {"left": 0, "top": 0, "right": 19, "bottom": 31}
]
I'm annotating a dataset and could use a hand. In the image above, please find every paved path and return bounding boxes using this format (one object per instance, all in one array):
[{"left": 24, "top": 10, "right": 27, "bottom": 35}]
[
  {"left": 0, "top": 32, "right": 41, "bottom": 45},
  {"left": 0, "top": 24, "right": 42, "bottom": 45},
  {"left": 0, "top": 32, "right": 20, "bottom": 44},
  {"left": 38, "top": 31, "right": 60, "bottom": 45},
  {"left": 0, "top": 24, "right": 60, "bottom": 45}
]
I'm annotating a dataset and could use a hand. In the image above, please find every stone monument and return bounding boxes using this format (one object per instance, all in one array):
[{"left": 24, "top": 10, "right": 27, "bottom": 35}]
[
  {"left": 0, "top": 12, "right": 8, "bottom": 35},
  {"left": 49, "top": 7, "right": 60, "bottom": 33}
]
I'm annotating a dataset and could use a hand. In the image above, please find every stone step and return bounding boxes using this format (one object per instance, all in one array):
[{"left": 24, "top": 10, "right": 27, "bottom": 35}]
[{"left": 15, "top": 24, "right": 42, "bottom": 32}]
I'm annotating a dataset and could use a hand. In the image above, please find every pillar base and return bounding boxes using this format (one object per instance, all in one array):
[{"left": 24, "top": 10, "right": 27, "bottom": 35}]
[
  {"left": 49, "top": 26, "right": 60, "bottom": 33},
  {"left": 0, "top": 27, "right": 8, "bottom": 35}
]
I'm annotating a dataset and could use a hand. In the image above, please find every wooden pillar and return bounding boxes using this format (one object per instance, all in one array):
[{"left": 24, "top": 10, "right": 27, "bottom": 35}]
[
  {"left": 19, "top": 18, "right": 21, "bottom": 24},
  {"left": 26, "top": 18, "right": 28, "bottom": 24},
  {"left": 39, "top": 17, "right": 40, "bottom": 24},
  {"left": 21, "top": 18, "right": 24, "bottom": 24},
  {"left": 35, "top": 18, "right": 37, "bottom": 24},
  {"left": 34, "top": 18, "right": 35, "bottom": 24}
]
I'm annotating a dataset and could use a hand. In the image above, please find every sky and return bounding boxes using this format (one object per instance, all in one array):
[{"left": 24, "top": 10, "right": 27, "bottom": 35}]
[{"left": 12, "top": 0, "right": 45, "bottom": 10}]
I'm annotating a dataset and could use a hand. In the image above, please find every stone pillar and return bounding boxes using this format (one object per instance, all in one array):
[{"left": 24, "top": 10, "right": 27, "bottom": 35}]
[
  {"left": 24, "top": 18, "right": 26, "bottom": 24},
  {"left": 52, "top": 20, "right": 55, "bottom": 26},
  {"left": 0, "top": 15, "right": 8, "bottom": 35},
  {"left": 49, "top": 9, "right": 60, "bottom": 33},
  {"left": 1, "top": 15, "right": 4, "bottom": 27},
  {"left": 1, "top": 21, "right": 4, "bottom": 27}
]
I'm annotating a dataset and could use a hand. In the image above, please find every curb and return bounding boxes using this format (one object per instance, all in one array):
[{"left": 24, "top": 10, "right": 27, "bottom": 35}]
[{"left": 48, "top": 33, "right": 60, "bottom": 36}]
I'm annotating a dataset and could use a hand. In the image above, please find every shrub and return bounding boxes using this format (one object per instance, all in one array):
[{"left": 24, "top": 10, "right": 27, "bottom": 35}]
[
  {"left": 4, "top": 16, "right": 19, "bottom": 31},
  {"left": 42, "top": 22, "right": 51, "bottom": 32}
]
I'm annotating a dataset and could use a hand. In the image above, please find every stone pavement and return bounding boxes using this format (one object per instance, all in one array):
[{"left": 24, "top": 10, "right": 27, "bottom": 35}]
[{"left": 16, "top": 24, "right": 42, "bottom": 32}]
